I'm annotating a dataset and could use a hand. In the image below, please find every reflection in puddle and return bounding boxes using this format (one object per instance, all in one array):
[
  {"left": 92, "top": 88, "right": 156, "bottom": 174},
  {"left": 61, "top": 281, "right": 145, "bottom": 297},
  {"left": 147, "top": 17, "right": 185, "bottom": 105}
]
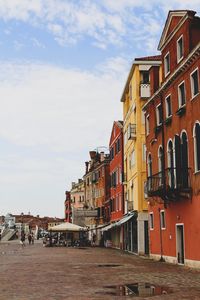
[
  {"left": 97, "top": 264, "right": 122, "bottom": 267},
  {"left": 96, "top": 282, "right": 172, "bottom": 297}
]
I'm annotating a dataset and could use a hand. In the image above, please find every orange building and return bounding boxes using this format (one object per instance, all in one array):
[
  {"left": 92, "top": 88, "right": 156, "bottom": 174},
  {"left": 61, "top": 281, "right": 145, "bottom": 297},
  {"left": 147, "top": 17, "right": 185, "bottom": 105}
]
[{"left": 143, "top": 10, "right": 200, "bottom": 267}]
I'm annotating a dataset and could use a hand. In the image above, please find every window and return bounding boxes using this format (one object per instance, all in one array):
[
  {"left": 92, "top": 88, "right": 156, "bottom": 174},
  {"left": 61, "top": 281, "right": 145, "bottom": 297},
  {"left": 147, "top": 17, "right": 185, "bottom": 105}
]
[
  {"left": 146, "top": 115, "right": 150, "bottom": 135},
  {"left": 131, "top": 149, "right": 135, "bottom": 167},
  {"left": 156, "top": 104, "right": 162, "bottom": 126},
  {"left": 190, "top": 68, "right": 199, "bottom": 99},
  {"left": 142, "top": 144, "right": 146, "bottom": 161},
  {"left": 149, "top": 213, "right": 154, "bottom": 230},
  {"left": 177, "top": 35, "right": 183, "bottom": 62},
  {"left": 141, "top": 71, "right": 149, "bottom": 84},
  {"left": 178, "top": 81, "right": 186, "bottom": 107},
  {"left": 193, "top": 122, "right": 200, "bottom": 172},
  {"left": 160, "top": 210, "right": 166, "bottom": 229},
  {"left": 110, "top": 147, "right": 114, "bottom": 160},
  {"left": 164, "top": 52, "right": 170, "bottom": 76},
  {"left": 165, "top": 95, "right": 172, "bottom": 117}
]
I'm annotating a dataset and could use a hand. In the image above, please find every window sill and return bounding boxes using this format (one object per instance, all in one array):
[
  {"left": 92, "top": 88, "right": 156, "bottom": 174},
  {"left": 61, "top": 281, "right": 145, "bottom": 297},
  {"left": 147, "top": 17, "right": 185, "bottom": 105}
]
[
  {"left": 191, "top": 92, "right": 199, "bottom": 102},
  {"left": 154, "top": 125, "right": 162, "bottom": 134},
  {"left": 177, "top": 56, "right": 184, "bottom": 64},
  {"left": 176, "top": 105, "right": 186, "bottom": 117},
  {"left": 161, "top": 227, "right": 166, "bottom": 231},
  {"left": 164, "top": 116, "right": 172, "bottom": 126},
  {"left": 194, "top": 170, "right": 200, "bottom": 175}
]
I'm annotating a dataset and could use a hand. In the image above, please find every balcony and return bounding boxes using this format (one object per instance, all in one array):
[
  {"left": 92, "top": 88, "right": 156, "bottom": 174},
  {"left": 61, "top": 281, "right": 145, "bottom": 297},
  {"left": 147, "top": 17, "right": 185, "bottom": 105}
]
[
  {"left": 146, "top": 167, "right": 192, "bottom": 201},
  {"left": 140, "top": 83, "right": 150, "bottom": 98}
]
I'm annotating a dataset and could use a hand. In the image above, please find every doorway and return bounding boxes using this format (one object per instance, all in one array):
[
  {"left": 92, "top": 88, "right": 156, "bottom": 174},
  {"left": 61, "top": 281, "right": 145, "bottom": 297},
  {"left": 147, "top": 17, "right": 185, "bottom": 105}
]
[{"left": 176, "top": 224, "right": 185, "bottom": 264}]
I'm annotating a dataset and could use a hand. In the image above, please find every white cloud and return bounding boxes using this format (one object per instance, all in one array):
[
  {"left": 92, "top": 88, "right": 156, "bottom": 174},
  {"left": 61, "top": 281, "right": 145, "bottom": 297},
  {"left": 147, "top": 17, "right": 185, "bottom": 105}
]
[
  {"left": 0, "top": 58, "right": 128, "bottom": 216},
  {"left": 0, "top": 0, "right": 199, "bottom": 52}
]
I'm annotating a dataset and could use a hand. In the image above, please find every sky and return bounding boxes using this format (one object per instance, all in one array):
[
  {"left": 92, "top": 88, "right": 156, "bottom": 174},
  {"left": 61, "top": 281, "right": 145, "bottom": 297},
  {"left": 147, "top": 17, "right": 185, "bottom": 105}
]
[{"left": 0, "top": 0, "right": 200, "bottom": 218}]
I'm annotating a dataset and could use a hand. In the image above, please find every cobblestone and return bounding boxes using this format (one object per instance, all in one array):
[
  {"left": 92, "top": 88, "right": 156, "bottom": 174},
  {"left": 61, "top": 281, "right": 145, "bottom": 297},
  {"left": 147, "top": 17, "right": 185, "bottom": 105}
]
[{"left": 0, "top": 240, "right": 200, "bottom": 299}]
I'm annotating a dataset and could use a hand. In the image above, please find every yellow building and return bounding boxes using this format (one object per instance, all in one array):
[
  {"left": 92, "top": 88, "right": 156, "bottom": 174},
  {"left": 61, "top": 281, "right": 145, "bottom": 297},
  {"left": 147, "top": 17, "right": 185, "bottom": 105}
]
[{"left": 121, "top": 56, "right": 161, "bottom": 255}]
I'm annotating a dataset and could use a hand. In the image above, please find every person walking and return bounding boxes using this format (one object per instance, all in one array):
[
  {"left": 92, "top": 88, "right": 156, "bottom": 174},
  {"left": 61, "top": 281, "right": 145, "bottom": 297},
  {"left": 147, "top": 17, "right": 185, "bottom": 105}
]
[
  {"left": 31, "top": 232, "right": 34, "bottom": 245},
  {"left": 28, "top": 233, "right": 32, "bottom": 245},
  {"left": 20, "top": 232, "right": 26, "bottom": 248}
]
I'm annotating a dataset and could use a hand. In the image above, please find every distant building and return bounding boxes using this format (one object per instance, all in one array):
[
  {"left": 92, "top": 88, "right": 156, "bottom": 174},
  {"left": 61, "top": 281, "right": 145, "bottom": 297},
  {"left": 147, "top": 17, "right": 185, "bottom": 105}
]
[
  {"left": 64, "top": 191, "right": 71, "bottom": 222},
  {"left": 83, "top": 150, "right": 110, "bottom": 243},
  {"left": 103, "top": 121, "right": 124, "bottom": 249}
]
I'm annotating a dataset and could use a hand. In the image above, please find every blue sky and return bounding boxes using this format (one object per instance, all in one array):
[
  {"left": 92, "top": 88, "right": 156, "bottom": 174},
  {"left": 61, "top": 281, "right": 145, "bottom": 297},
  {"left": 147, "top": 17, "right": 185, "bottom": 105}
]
[{"left": 0, "top": 0, "right": 199, "bottom": 218}]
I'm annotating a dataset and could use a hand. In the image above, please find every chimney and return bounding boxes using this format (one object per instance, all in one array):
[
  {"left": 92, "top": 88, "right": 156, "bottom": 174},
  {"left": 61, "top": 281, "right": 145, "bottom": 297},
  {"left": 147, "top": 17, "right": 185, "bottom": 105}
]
[
  {"left": 89, "top": 151, "right": 96, "bottom": 159},
  {"left": 71, "top": 182, "right": 76, "bottom": 188},
  {"left": 85, "top": 161, "right": 89, "bottom": 173},
  {"left": 100, "top": 151, "right": 105, "bottom": 162}
]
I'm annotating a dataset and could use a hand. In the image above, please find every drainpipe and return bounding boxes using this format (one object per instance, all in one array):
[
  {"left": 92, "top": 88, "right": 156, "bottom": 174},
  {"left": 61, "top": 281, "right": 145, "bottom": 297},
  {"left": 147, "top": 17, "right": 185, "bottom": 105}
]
[{"left": 160, "top": 93, "right": 167, "bottom": 207}]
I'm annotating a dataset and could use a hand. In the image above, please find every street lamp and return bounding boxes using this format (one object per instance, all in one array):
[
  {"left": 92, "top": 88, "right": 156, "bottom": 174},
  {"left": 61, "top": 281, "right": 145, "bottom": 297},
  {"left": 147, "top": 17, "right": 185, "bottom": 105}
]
[{"left": 21, "top": 212, "right": 24, "bottom": 236}]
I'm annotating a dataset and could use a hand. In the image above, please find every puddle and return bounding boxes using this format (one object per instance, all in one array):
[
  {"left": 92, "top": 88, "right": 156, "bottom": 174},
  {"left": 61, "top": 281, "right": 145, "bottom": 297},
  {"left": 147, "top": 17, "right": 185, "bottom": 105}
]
[
  {"left": 97, "top": 264, "right": 122, "bottom": 267},
  {"left": 96, "top": 282, "right": 172, "bottom": 297}
]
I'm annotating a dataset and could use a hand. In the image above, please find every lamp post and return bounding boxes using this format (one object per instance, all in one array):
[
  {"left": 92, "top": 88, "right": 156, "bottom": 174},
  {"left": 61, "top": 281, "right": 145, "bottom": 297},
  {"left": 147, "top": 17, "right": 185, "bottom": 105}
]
[{"left": 21, "top": 212, "right": 24, "bottom": 236}]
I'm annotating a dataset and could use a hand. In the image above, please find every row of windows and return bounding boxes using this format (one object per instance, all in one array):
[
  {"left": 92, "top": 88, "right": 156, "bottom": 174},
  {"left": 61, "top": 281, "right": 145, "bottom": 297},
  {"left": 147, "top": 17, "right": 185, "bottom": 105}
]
[
  {"left": 147, "top": 122, "right": 200, "bottom": 177},
  {"left": 146, "top": 68, "right": 199, "bottom": 133},
  {"left": 110, "top": 194, "right": 122, "bottom": 213},
  {"left": 71, "top": 195, "right": 84, "bottom": 203},
  {"left": 149, "top": 210, "right": 166, "bottom": 230},
  {"left": 164, "top": 35, "right": 184, "bottom": 77},
  {"left": 110, "top": 138, "right": 121, "bottom": 160},
  {"left": 110, "top": 167, "right": 122, "bottom": 187}
]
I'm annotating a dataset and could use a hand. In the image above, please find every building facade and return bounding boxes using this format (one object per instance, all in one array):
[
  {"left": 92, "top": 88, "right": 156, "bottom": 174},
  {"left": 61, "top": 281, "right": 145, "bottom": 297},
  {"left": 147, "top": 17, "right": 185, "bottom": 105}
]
[
  {"left": 64, "top": 191, "right": 72, "bottom": 223},
  {"left": 121, "top": 56, "right": 161, "bottom": 255},
  {"left": 143, "top": 10, "right": 200, "bottom": 267},
  {"left": 103, "top": 121, "right": 124, "bottom": 249},
  {"left": 83, "top": 151, "right": 110, "bottom": 243}
]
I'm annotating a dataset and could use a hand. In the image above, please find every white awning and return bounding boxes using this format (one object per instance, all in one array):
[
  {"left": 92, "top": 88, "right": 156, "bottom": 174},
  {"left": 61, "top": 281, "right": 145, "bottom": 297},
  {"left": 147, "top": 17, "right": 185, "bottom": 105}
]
[
  {"left": 49, "top": 222, "right": 87, "bottom": 232},
  {"left": 115, "top": 213, "right": 135, "bottom": 226},
  {"left": 101, "top": 223, "right": 114, "bottom": 232}
]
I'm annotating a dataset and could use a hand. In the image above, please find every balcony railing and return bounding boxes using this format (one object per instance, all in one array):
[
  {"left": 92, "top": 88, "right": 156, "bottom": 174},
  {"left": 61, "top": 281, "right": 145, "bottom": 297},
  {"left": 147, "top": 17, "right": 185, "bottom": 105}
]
[
  {"left": 140, "top": 83, "right": 150, "bottom": 98},
  {"left": 146, "top": 167, "right": 192, "bottom": 201}
]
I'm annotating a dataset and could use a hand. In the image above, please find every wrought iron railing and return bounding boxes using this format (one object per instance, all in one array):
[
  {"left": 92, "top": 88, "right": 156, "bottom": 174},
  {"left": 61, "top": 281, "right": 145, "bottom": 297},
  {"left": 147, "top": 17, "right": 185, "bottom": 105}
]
[{"left": 147, "top": 167, "right": 192, "bottom": 199}]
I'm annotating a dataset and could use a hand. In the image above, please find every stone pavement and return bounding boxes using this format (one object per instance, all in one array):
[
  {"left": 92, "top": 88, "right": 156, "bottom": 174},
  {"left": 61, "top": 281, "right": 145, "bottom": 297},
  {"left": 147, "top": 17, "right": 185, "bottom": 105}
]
[{"left": 0, "top": 240, "right": 200, "bottom": 300}]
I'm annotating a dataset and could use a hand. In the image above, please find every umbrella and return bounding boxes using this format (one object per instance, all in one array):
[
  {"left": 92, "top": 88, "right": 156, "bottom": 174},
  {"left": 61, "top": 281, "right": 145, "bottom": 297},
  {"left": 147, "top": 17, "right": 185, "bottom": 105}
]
[{"left": 49, "top": 222, "right": 87, "bottom": 232}]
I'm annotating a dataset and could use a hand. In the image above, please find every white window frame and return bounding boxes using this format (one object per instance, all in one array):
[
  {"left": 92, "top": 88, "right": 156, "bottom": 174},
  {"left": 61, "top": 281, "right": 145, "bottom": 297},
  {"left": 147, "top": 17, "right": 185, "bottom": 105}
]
[
  {"left": 178, "top": 80, "right": 186, "bottom": 108},
  {"left": 177, "top": 35, "right": 184, "bottom": 63},
  {"left": 190, "top": 68, "right": 199, "bottom": 99},
  {"left": 164, "top": 52, "right": 170, "bottom": 77},
  {"left": 165, "top": 94, "right": 172, "bottom": 118},
  {"left": 149, "top": 212, "right": 154, "bottom": 230},
  {"left": 146, "top": 114, "right": 150, "bottom": 135},
  {"left": 156, "top": 104, "right": 162, "bottom": 126},
  {"left": 160, "top": 210, "right": 166, "bottom": 230},
  {"left": 193, "top": 121, "right": 200, "bottom": 173}
]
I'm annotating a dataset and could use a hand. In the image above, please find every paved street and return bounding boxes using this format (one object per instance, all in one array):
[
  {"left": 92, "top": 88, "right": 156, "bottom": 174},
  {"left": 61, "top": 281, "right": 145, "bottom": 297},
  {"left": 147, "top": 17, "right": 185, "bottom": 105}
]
[{"left": 0, "top": 241, "right": 200, "bottom": 300}]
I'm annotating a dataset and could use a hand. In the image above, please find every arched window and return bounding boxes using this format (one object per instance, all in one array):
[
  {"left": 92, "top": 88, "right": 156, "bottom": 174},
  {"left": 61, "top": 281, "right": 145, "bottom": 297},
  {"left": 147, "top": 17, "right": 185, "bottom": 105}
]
[
  {"left": 158, "top": 146, "right": 164, "bottom": 186},
  {"left": 193, "top": 122, "right": 200, "bottom": 172},
  {"left": 181, "top": 131, "right": 189, "bottom": 188},
  {"left": 147, "top": 153, "right": 152, "bottom": 177},
  {"left": 147, "top": 153, "right": 153, "bottom": 190},
  {"left": 167, "top": 140, "right": 175, "bottom": 187}
]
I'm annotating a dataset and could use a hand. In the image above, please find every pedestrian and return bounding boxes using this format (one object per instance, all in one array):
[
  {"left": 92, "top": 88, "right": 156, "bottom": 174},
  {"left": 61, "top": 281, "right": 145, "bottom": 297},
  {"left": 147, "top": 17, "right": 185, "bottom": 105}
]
[
  {"left": 28, "top": 233, "right": 32, "bottom": 245},
  {"left": 92, "top": 233, "right": 96, "bottom": 247},
  {"left": 20, "top": 232, "right": 25, "bottom": 248},
  {"left": 31, "top": 232, "right": 34, "bottom": 245}
]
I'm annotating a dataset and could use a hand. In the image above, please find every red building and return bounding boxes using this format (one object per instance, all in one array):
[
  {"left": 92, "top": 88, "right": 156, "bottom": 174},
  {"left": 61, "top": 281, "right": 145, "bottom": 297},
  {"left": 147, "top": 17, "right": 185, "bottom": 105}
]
[
  {"left": 143, "top": 10, "right": 200, "bottom": 267},
  {"left": 106, "top": 121, "right": 124, "bottom": 248},
  {"left": 64, "top": 191, "right": 72, "bottom": 222},
  {"left": 109, "top": 121, "right": 124, "bottom": 222}
]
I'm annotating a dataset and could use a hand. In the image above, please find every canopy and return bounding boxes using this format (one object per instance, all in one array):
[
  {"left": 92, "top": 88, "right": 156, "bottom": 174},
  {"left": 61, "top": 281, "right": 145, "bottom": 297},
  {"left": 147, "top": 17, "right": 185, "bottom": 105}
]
[{"left": 49, "top": 222, "right": 86, "bottom": 232}]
